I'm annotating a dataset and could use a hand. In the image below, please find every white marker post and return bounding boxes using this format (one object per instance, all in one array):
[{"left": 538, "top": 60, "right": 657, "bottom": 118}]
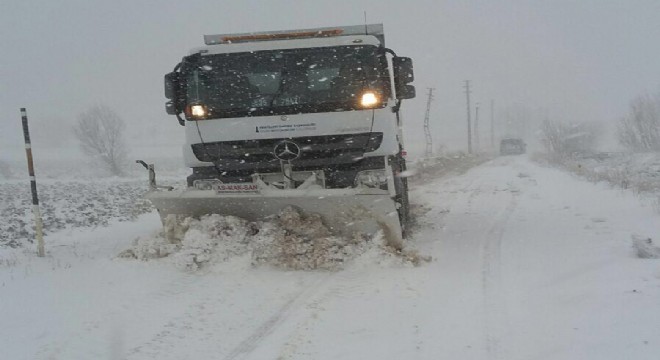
[{"left": 20, "top": 108, "right": 45, "bottom": 257}]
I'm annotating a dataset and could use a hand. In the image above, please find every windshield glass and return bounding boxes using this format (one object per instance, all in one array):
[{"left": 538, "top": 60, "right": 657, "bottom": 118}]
[{"left": 182, "top": 45, "right": 389, "bottom": 119}]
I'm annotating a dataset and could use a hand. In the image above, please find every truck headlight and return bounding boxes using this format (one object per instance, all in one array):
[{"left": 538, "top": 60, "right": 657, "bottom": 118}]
[
  {"left": 360, "top": 91, "right": 380, "bottom": 108},
  {"left": 186, "top": 103, "right": 208, "bottom": 119},
  {"left": 356, "top": 169, "right": 388, "bottom": 188}
]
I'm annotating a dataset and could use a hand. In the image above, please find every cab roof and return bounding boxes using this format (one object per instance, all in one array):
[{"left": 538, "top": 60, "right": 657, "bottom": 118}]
[{"left": 204, "top": 24, "right": 385, "bottom": 47}]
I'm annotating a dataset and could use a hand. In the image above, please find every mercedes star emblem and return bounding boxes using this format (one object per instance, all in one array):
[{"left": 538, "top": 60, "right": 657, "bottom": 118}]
[{"left": 273, "top": 140, "right": 301, "bottom": 161}]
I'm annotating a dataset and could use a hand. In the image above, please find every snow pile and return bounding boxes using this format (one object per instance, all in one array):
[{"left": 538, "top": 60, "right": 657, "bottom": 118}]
[
  {"left": 172, "top": 215, "right": 261, "bottom": 270},
  {"left": 120, "top": 207, "right": 426, "bottom": 271},
  {"left": 120, "top": 214, "right": 259, "bottom": 270},
  {"left": 252, "top": 207, "right": 371, "bottom": 270}
]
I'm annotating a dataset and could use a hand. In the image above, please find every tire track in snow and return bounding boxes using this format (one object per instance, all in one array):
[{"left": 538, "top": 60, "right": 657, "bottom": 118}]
[
  {"left": 123, "top": 274, "right": 229, "bottom": 359},
  {"left": 123, "top": 274, "right": 331, "bottom": 360},
  {"left": 274, "top": 268, "right": 371, "bottom": 359},
  {"left": 222, "top": 274, "right": 332, "bottom": 360},
  {"left": 481, "top": 183, "right": 518, "bottom": 359}
]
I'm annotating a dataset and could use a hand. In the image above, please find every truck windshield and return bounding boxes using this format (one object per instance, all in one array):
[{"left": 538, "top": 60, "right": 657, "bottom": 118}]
[{"left": 182, "top": 45, "right": 389, "bottom": 119}]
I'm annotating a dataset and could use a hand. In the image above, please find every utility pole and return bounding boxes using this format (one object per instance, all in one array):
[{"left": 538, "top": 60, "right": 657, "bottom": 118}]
[
  {"left": 464, "top": 80, "right": 472, "bottom": 154},
  {"left": 475, "top": 102, "right": 480, "bottom": 153},
  {"left": 490, "top": 99, "right": 495, "bottom": 150},
  {"left": 423, "top": 88, "right": 435, "bottom": 158}
]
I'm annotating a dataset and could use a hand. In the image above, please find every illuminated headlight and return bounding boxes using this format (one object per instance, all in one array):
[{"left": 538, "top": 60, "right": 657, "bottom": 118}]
[
  {"left": 360, "top": 91, "right": 379, "bottom": 108},
  {"left": 187, "top": 103, "right": 208, "bottom": 119},
  {"left": 356, "top": 170, "right": 388, "bottom": 188}
]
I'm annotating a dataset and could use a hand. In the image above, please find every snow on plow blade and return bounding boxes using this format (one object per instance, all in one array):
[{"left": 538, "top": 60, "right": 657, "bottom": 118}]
[{"left": 146, "top": 188, "right": 402, "bottom": 240}]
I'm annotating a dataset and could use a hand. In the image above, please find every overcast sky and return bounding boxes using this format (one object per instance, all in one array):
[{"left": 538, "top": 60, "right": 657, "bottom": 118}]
[{"left": 2, "top": 0, "right": 660, "bottom": 155}]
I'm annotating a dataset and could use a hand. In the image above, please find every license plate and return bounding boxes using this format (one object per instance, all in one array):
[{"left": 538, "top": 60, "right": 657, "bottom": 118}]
[{"left": 213, "top": 183, "right": 259, "bottom": 194}]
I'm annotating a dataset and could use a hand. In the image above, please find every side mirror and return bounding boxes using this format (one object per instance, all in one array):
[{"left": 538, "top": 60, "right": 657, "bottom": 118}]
[
  {"left": 393, "top": 57, "right": 415, "bottom": 99},
  {"left": 397, "top": 85, "right": 416, "bottom": 100},
  {"left": 165, "top": 101, "right": 178, "bottom": 115},
  {"left": 165, "top": 71, "right": 185, "bottom": 115},
  {"left": 164, "top": 72, "right": 179, "bottom": 100}
]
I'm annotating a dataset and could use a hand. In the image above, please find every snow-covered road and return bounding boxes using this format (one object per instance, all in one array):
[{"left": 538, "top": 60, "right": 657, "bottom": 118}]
[{"left": 2, "top": 156, "right": 659, "bottom": 359}]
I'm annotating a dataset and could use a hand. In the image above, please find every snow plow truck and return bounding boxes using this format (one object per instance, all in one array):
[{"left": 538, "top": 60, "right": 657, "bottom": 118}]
[{"left": 145, "top": 24, "right": 416, "bottom": 241}]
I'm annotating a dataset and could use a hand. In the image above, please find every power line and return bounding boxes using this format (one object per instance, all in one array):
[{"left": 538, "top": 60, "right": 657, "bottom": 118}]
[
  {"left": 490, "top": 99, "right": 495, "bottom": 150},
  {"left": 423, "top": 88, "right": 435, "bottom": 158},
  {"left": 475, "top": 102, "right": 480, "bottom": 153},
  {"left": 464, "top": 80, "right": 472, "bottom": 154}
]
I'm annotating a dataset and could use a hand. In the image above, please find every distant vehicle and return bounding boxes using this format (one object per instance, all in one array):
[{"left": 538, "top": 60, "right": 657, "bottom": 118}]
[{"left": 500, "top": 138, "right": 526, "bottom": 155}]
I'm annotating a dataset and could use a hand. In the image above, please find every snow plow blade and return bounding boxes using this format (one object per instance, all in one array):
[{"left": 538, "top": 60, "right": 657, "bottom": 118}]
[{"left": 146, "top": 188, "right": 402, "bottom": 240}]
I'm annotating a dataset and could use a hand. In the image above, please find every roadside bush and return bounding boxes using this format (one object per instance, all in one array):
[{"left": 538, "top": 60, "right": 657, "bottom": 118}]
[
  {"left": 73, "top": 105, "right": 128, "bottom": 176},
  {"left": 539, "top": 119, "right": 601, "bottom": 157},
  {"left": 0, "top": 160, "right": 12, "bottom": 179},
  {"left": 617, "top": 93, "right": 660, "bottom": 152}
]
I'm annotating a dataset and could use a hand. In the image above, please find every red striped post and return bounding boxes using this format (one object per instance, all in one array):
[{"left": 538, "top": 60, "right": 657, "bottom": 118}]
[{"left": 20, "top": 108, "right": 45, "bottom": 257}]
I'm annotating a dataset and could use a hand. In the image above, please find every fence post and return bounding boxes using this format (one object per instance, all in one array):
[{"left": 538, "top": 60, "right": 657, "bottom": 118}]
[{"left": 20, "top": 108, "right": 45, "bottom": 257}]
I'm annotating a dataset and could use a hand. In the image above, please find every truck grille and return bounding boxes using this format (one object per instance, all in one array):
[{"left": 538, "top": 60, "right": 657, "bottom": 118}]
[{"left": 191, "top": 132, "right": 383, "bottom": 167}]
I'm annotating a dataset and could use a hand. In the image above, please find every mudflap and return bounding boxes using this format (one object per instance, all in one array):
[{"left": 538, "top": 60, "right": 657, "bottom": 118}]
[
  {"left": 390, "top": 154, "right": 410, "bottom": 239},
  {"left": 146, "top": 187, "right": 403, "bottom": 242}
]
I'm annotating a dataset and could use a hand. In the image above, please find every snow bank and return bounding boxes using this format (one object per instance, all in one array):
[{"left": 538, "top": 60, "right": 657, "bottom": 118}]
[
  {"left": 535, "top": 152, "right": 660, "bottom": 196},
  {"left": 409, "top": 153, "right": 492, "bottom": 184},
  {"left": 120, "top": 207, "right": 427, "bottom": 271}
]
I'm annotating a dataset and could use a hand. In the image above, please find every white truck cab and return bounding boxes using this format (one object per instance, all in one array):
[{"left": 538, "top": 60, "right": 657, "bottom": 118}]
[{"left": 157, "top": 24, "right": 416, "bottom": 238}]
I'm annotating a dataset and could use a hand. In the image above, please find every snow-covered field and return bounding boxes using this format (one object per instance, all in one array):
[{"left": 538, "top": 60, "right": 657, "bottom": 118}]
[
  {"left": 0, "top": 180, "right": 154, "bottom": 248},
  {"left": 0, "top": 147, "right": 186, "bottom": 248},
  {"left": 1, "top": 155, "right": 660, "bottom": 359}
]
